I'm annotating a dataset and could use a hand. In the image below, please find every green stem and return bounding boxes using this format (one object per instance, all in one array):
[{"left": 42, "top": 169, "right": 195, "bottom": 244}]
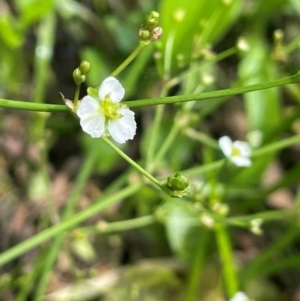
[
  {"left": 125, "top": 72, "right": 300, "bottom": 108},
  {"left": 33, "top": 147, "right": 99, "bottom": 301},
  {"left": 252, "top": 134, "right": 300, "bottom": 157},
  {"left": 285, "top": 35, "right": 300, "bottom": 54},
  {"left": 102, "top": 137, "right": 162, "bottom": 189},
  {"left": 73, "top": 84, "right": 81, "bottom": 110},
  {"left": 145, "top": 86, "right": 168, "bottom": 170},
  {"left": 83, "top": 215, "right": 156, "bottom": 234},
  {"left": 186, "top": 230, "right": 210, "bottom": 301},
  {"left": 185, "top": 128, "right": 219, "bottom": 149},
  {"left": 111, "top": 43, "right": 146, "bottom": 77},
  {"left": 215, "top": 224, "right": 238, "bottom": 298},
  {"left": 227, "top": 209, "right": 295, "bottom": 225},
  {"left": 0, "top": 184, "right": 141, "bottom": 267},
  {"left": 32, "top": 12, "right": 56, "bottom": 104},
  {"left": 0, "top": 72, "right": 299, "bottom": 112}
]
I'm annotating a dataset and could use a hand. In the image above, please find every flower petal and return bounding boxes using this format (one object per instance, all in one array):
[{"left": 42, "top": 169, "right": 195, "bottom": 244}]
[
  {"left": 107, "top": 108, "right": 136, "bottom": 143},
  {"left": 229, "top": 291, "right": 249, "bottom": 301},
  {"left": 231, "top": 156, "right": 252, "bottom": 167},
  {"left": 76, "top": 96, "right": 105, "bottom": 138},
  {"left": 76, "top": 96, "right": 99, "bottom": 120},
  {"left": 99, "top": 77, "right": 125, "bottom": 103},
  {"left": 218, "top": 136, "right": 233, "bottom": 157},
  {"left": 80, "top": 114, "right": 105, "bottom": 138},
  {"left": 233, "top": 141, "right": 252, "bottom": 156}
]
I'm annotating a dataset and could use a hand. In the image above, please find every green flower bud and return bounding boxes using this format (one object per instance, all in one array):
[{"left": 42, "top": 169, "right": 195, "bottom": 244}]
[
  {"left": 139, "top": 29, "right": 151, "bottom": 41},
  {"left": 167, "top": 172, "right": 189, "bottom": 191},
  {"left": 79, "top": 60, "right": 91, "bottom": 75},
  {"left": 73, "top": 68, "right": 83, "bottom": 85},
  {"left": 80, "top": 74, "right": 86, "bottom": 83},
  {"left": 144, "top": 11, "right": 159, "bottom": 29},
  {"left": 162, "top": 173, "right": 189, "bottom": 198}
]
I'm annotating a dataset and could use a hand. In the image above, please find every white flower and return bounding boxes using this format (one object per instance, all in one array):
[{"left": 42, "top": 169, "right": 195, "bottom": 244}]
[
  {"left": 76, "top": 77, "right": 136, "bottom": 143},
  {"left": 218, "top": 136, "right": 252, "bottom": 167},
  {"left": 247, "top": 130, "right": 263, "bottom": 148},
  {"left": 229, "top": 291, "right": 250, "bottom": 301}
]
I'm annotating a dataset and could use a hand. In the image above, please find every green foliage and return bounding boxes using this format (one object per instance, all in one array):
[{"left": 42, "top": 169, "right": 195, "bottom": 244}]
[{"left": 0, "top": 1, "right": 300, "bottom": 301}]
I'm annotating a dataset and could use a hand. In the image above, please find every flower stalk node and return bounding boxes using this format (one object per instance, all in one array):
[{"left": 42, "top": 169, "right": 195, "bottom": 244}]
[{"left": 162, "top": 172, "right": 189, "bottom": 198}]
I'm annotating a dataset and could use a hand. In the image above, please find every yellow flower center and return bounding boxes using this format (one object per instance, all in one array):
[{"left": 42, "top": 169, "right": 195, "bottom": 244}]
[
  {"left": 231, "top": 147, "right": 241, "bottom": 157},
  {"left": 100, "top": 99, "right": 122, "bottom": 120}
]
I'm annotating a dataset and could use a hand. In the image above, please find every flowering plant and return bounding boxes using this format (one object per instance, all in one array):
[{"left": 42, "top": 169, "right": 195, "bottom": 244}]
[
  {"left": 76, "top": 77, "right": 137, "bottom": 144},
  {"left": 218, "top": 136, "right": 252, "bottom": 167}
]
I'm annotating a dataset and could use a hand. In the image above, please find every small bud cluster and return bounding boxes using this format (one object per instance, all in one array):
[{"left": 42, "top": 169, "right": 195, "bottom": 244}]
[
  {"left": 162, "top": 172, "right": 189, "bottom": 198},
  {"left": 139, "top": 11, "right": 163, "bottom": 44},
  {"left": 73, "top": 60, "right": 91, "bottom": 85}
]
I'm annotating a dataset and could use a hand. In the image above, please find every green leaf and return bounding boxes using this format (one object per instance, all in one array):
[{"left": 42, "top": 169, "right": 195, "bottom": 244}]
[
  {"left": 158, "top": 0, "right": 242, "bottom": 72},
  {"left": 16, "top": 0, "right": 55, "bottom": 27},
  {"left": 163, "top": 199, "right": 198, "bottom": 257}
]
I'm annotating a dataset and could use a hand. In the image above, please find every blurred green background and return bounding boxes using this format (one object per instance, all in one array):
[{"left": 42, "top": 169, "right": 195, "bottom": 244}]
[{"left": 0, "top": 0, "right": 300, "bottom": 300}]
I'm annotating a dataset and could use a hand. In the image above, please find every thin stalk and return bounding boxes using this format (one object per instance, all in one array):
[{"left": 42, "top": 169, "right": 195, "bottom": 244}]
[
  {"left": 145, "top": 104, "right": 165, "bottom": 171},
  {"left": 145, "top": 84, "right": 168, "bottom": 171},
  {"left": 185, "top": 230, "right": 210, "bottom": 301},
  {"left": 33, "top": 147, "right": 99, "bottom": 301},
  {"left": 226, "top": 209, "right": 295, "bottom": 225},
  {"left": 185, "top": 128, "right": 219, "bottom": 149},
  {"left": 102, "top": 137, "right": 162, "bottom": 189},
  {"left": 73, "top": 84, "right": 81, "bottom": 110},
  {"left": 0, "top": 184, "right": 141, "bottom": 267},
  {"left": 32, "top": 12, "right": 56, "bottom": 104},
  {"left": 252, "top": 134, "right": 300, "bottom": 157},
  {"left": 124, "top": 72, "right": 300, "bottom": 108},
  {"left": 82, "top": 215, "right": 156, "bottom": 234},
  {"left": 153, "top": 122, "right": 181, "bottom": 166},
  {"left": 215, "top": 224, "right": 238, "bottom": 298},
  {"left": 285, "top": 35, "right": 300, "bottom": 54},
  {"left": 0, "top": 72, "right": 299, "bottom": 112},
  {"left": 111, "top": 43, "right": 146, "bottom": 77}
]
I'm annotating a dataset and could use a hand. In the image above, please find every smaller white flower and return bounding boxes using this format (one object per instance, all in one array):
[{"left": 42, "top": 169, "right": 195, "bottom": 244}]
[
  {"left": 229, "top": 291, "right": 250, "bottom": 301},
  {"left": 247, "top": 130, "right": 263, "bottom": 148},
  {"left": 218, "top": 136, "right": 252, "bottom": 167},
  {"left": 237, "top": 37, "right": 250, "bottom": 52},
  {"left": 76, "top": 77, "right": 136, "bottom": 144}
]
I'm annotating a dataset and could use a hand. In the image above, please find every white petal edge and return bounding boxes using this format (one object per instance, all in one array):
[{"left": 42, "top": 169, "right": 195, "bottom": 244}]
[
  {"left": 229, "top": 291, "right": 249, "bottom": 301},
  {"left": 231, "top": 156, "right": 252, "bottom": 167},
  {"left": 98, "top": 77, "right": 125, "bottom": 103},
  {"left": 233, "top": 141, "right": 252, "bottom": 156},
  {"left": 76, "top": 96, "right": 99, "bottom": 120},
  {"left": 108, "top": 108, "right": 136, "bottom": 143},
  {"left": 80, "top": 114, "right": 106, "bottom": 138},
  {"left": 218, "top": 136, "right": 233, "bottom": 157}
]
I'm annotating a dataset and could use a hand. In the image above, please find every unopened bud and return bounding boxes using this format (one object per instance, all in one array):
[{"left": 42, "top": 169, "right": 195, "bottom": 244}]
[
  {"left": 250, "top": 218, "right": 263, "bottom": 235},
  {"left": 144, "top": 11, "right": 159, "bottom": 29},
  {"left": 73, "top": 68, "right": 83, "bottom": 85},
  {"left": 237, "top": 37, "right": 250, "bottom": 52},
  {"left": 139, "top": 29, "right": 151, "bottom": 41},
  {"left": 167, "top": 173, "right": 189, "bottom": 191},
  {"left": 79, "top": 60, "right": 91, "bottom": 75},
  {"left": 151, "top": 27, "right": 163, "bottom": 41},
  {"left": 162, "top": 172, "right": 189, "bottom": 198}
]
